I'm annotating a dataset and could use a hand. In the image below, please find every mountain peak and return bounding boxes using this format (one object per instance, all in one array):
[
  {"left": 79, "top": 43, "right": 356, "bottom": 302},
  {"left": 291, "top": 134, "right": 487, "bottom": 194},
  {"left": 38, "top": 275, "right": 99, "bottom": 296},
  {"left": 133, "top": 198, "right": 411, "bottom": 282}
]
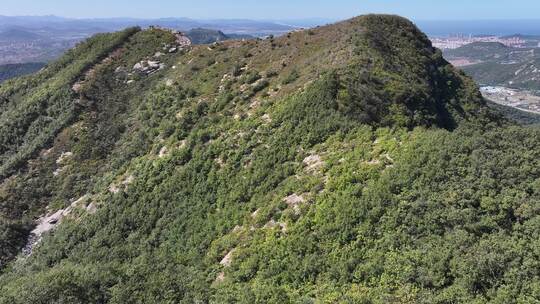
[{"left": 0, "top": 15, "right": 515, "bottom": 303}]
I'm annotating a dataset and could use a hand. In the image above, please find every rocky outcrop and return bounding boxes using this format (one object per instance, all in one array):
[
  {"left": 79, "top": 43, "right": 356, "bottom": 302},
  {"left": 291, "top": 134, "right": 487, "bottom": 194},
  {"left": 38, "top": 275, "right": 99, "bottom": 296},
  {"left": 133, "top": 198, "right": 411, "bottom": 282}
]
[
  {"left": 133, "top": 59, "right": 166, "bottom": 75},
  {"left": 303, "top": 154, "right": 323, "bottom": 172},
  {"left": 22, "top": 194, "right": 94, "bottom": 256}
]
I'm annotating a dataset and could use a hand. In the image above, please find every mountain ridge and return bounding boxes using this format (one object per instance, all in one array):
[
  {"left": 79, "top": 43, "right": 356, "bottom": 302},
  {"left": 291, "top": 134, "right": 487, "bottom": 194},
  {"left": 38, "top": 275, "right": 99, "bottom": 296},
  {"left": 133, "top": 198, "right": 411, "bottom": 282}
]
[{"left": 2, "top": 15, "right": 538, "bottom": 303}]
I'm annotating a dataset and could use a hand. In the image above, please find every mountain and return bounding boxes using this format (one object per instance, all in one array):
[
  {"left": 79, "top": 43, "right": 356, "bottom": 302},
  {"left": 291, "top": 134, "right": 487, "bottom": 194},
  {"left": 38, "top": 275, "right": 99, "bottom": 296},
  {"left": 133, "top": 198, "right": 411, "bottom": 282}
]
[
  {"left": 444, "top": 41, "right": 511, "bottom": 61},
  {"left": 185, "top": 28, "right": 254, "bottom": 45},
  {"left": 0, "top": 15, "right": 295, "bottom": 36},
  {"left": 462, "top": 56, "right": 540, "bottom": 90},
  {"left": 0, "top": 16, "right": 293, "bottom": 65},
  {"left": 445, "top": 42, "right": 540, "bottom": 90},
  {"left": 0, "top": 28, "right": 44, "bottom": 42},
  {"left": 2, "top": 14, "right": 540, "bottom": 303},
  {"left": 0, "top": 62, "right": 45, "bottom": 82}
]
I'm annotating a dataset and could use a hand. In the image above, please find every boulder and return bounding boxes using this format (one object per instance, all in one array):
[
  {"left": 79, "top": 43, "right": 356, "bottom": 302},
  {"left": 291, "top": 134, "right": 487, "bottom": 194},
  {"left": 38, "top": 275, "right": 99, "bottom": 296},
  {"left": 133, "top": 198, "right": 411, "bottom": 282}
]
[
  {"left": 147, "top": 61, "right": 160, "bottom": 68},
  {"left": 133, "top": 62, "right": 144, "bottom": 70}
]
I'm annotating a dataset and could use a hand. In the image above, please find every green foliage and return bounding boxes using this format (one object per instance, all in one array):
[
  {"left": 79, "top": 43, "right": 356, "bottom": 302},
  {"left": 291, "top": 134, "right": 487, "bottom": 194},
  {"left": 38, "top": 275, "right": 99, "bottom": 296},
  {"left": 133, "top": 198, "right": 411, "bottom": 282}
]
[
  {"left": 447, "top": 41, "right": 540, "bottom": 91},
  {"left": 0, "top": 27, "right": 177, "bottom": 271},
  {"left": 0, "top": 27, "right": 140, "bottom": 178},
  {"left": 445, "top": 42, "right": 510, "bottom": 62},
  {"left": 281, "top": 69, "right": 299, "bottom": 85},
  {"left": 0, "top": 14, "right": 534, "bottom": 304},
  {"left": 488, "top": 101, "right": 540, "bottom": 125}
]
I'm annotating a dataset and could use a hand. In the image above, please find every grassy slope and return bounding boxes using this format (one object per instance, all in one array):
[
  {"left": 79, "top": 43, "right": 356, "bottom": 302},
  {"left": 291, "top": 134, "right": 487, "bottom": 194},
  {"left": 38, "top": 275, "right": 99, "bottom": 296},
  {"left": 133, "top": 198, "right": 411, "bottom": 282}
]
[{"left": 2, "top": 15, "right": 538, "bottom": 303}]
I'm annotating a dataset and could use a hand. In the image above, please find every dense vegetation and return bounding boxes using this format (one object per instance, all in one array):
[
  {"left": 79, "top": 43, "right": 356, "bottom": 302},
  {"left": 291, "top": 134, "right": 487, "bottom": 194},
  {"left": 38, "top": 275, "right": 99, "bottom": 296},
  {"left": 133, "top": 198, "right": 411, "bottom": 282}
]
[
  {"left": 488, "top": 101, "right": 540, "bottom": 125},
  {"left": 0, "top": 14, "right": 539, "bottom": 303},
  {"left": 444, "top": 42, "right": 510, "bottom": 62},
  {"left": 463, "top": 57, "right": 540, "bottom": 90},
  {"left": 0, "top": 62, "right": 45, "bottom": 83},
  {"left": 445, "top": 43, "right": 540, "bottom": 90}
]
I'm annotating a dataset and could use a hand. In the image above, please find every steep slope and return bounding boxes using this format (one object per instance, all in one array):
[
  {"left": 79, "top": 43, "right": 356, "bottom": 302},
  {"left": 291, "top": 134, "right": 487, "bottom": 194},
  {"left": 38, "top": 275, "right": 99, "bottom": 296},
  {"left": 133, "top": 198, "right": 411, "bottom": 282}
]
[
  {"left": 0, "top": 26, "right": 178, "bottom": 268},
  {"left": 1, "top": 15, "right": 534, "bottom": 303}
]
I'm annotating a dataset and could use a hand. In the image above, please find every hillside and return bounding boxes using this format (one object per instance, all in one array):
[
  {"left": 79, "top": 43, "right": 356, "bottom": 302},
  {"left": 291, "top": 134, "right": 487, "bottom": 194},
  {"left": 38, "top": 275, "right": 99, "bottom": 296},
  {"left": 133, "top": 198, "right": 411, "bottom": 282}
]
[
  {"left": 445, "top": 42, "right": 540, "bottom": 90},
  {"left": 185, "top": 28, "right": 254, "bottom": 45},
  {"left": 0, "top": 62, "right": 45, "bottom": 83},
  {"left": 463, "top": 54, "right": 540, "bottom": 90},
  {"left": 444, "top": 41, "right": 510, "bottom": 62},
  {"left": 2, "top": 14, "right": 540, "bottom": 303},
  {"left": 487, "top": 100, "right": 540, "bottom": 124}
]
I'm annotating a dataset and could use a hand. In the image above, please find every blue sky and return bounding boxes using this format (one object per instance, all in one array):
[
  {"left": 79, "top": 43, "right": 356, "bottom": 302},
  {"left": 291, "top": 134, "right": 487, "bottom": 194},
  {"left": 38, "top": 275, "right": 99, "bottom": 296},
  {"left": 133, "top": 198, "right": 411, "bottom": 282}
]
[{"left": 0, "top": 0, "right": 538, "bottom": 20}]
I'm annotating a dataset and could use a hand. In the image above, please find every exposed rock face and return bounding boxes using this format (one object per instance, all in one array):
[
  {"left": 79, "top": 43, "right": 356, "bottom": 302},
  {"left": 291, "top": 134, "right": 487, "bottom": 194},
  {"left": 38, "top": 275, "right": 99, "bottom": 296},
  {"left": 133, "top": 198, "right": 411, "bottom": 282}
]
[
  {"left": 220, "top": 249, "right": 236, "bottom": 267},
  {"left": 215, "top": 272, "right": 225, "bottom": 283},
  {"left": 303, "top": 154, "right": 323, "bottom": 171},
  {"left": 283, "top": 194, "right": 306, "bottom": 214},
  {"left": 56, "top": 151, "right": 73, "bottom": 164},
  {"left": 22, "top": 195, "right": 93, "bottom": 256},
  {"left": 133, "top": 59, "right": 166, "bottom": 75},
  {"left": 175, "top": 34, "right": 192, "bottom": 47},
  {"left": 284, "top": 193, "right": 305, "bottom": 205},
  {"left": 158, "top": 146, "right": 169, "bottom": 158},
  {"left": 109, "top": 174, "right": 135, "bottom": 194}
]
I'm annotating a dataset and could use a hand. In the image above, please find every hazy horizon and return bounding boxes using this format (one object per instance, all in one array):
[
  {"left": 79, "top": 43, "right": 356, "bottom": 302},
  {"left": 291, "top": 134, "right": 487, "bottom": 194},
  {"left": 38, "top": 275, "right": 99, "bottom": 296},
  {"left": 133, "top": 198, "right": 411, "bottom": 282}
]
[
  {"left": 3, "top": 14, "right": 540, "bottom": 22},
  {"left": 1, "top": 0, "right": 539, "bottom": 21}
]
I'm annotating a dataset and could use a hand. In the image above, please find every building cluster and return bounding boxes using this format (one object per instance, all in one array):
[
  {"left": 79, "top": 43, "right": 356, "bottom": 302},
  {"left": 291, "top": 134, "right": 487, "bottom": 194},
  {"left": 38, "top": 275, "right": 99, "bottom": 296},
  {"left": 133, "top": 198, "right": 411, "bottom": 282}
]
[
  {"left": 480, "top": 86, "right": 540, "bottom": 113},
  {"left": 431, "top": 35, "right": 526, "bottom": 50}
]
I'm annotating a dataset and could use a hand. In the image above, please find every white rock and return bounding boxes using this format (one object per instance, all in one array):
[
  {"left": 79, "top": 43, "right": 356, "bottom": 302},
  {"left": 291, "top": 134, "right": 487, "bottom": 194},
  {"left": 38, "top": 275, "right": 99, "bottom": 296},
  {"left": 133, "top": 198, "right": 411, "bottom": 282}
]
[
  {"left": 148, "top": 61, "right": 160, "bottom": 68},
  {"left": 56, "top": 151, "right": 73, "bottom": 164},
  {"left": 159, "top": 146, "right": 169, "bottom": 158},
  {"left": 220, "top": 249, "right": 236, "bottom": 267},
  {"left": 303, "top": 154, "right": 323, "bottom": 171},
  {"left": 283, "top": 194, "right": 306, "bottom": 214},
  {"left": 86, "top": 203, "right": 97, "bottom": 214}
]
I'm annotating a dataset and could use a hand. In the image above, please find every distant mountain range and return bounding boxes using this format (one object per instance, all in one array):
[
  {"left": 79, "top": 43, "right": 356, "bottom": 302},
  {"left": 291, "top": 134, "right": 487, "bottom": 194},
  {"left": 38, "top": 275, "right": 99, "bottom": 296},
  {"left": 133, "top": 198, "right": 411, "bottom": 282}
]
[
  {"left": 0, "top": 15, "right": 299, "bottom": 36},
  {"left": 0, "top": 62, "right": 45, "bottom": 82},
  {"left": 0, "top": 28, "right": 43, "bottom": 41},
  {"left": 0, "top": 16, "right": 297, "bottom": 64}
]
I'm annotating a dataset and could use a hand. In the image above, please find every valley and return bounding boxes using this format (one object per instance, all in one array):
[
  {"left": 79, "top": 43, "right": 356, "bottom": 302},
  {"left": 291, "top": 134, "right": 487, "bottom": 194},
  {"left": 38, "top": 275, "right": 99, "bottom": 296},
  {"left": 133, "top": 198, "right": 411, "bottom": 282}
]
[{"left": 441, "top": 39, "right": 540, "bottom": 115}]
